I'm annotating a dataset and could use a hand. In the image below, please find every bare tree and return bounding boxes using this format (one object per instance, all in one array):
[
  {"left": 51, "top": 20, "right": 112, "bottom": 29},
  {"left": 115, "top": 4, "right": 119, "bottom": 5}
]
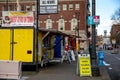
[{"left": 111, "top": 8, "right": 120, "bottom": 24}]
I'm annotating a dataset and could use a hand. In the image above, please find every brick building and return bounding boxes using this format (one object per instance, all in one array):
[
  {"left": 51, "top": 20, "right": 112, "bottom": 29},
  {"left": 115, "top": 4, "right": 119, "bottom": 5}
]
[
  {"left": 0, "top": 0, "right": 90, "bottom": 50},
  {"left": 110, "top": 24, "right": 120, "bottom": 45}
]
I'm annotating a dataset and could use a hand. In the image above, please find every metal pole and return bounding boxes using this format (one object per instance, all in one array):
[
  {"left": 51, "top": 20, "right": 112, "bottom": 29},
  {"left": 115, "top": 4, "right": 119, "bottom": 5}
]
[
  {"left": 35, "top": 0, "right": 39, "bottom": 72},
  {"left": 91, "top": 0, "right": 100, "bottom": 76},
  {"left": 75, "top": 12, "right": 80, "bottom": 75}
]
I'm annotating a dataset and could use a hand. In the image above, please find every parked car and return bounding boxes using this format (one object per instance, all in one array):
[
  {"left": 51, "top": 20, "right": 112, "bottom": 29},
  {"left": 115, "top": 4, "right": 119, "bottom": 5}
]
[
  {"left": 111, "top": 49, "right": 119, "bottom": 54},
  {"left": 107, "top": 45, "right": 113, "bottom": 50}
]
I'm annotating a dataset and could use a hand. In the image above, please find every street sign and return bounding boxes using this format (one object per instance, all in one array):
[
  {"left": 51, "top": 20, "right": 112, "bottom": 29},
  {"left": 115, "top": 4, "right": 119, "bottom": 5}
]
[
  {"left": 87, "top": 16, "right": 94, "bottom": 25},
  {"left": 94, "top": 16, "right": 100, "bottom": 24},
  {"left": 87, "top": 16, "right": 100, "bottom": 25}
]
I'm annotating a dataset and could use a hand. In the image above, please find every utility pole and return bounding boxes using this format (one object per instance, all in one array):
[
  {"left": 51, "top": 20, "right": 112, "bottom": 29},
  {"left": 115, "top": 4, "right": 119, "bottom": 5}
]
[
  {"left": 35, "top": 0, "right": 39, "bottom": 72},
  {"left": 91, "top": 0, "right": 100, "bottom": 76},
  {"left": 75, "top": 12, "right": 80, "bottom": 75}
]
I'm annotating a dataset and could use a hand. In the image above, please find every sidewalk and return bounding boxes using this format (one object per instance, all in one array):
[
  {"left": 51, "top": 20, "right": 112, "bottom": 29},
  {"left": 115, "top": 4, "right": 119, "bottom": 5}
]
[{"left": 23, "top": 61, "right": 111, "bottom": 80}]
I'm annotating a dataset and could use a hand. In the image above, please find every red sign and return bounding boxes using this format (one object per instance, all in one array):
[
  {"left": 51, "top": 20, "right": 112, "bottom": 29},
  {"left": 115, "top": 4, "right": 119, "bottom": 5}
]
[
  {"left": 2, "top": 11, "right": 34, "bottom": 27},
  {"left": 94, "top": 16, "right": 100, "bottom": 24}
]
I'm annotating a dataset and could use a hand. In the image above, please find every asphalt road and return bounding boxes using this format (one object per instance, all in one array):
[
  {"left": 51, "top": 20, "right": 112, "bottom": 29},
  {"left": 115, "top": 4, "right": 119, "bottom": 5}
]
[{"left": 104, "top": 48, "right": 120, "bottom": 80}]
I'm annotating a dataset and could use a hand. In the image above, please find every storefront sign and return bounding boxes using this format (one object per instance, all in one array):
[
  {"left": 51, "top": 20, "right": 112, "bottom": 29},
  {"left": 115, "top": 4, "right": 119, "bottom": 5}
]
[
  {"left": 79, "top": 54, "right": 92, "bottom": 76},
  {"left": 2, "top": 11, "right": 34, "bottom": 27}
]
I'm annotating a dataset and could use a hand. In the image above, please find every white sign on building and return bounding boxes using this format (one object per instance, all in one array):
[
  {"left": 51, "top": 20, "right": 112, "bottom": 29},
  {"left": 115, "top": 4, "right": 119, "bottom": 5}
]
[
  {"left": 40, "top": 0, "right": 58, "bottom": 14},
  {"left": 103, "top": 37, "right": 111, "bottom": 45},
  {"left": 40, "top": 0, "right": 58, "bottom": 5},
  {"left": 2, "top": 11, "right": 34, "bottom": 27}
]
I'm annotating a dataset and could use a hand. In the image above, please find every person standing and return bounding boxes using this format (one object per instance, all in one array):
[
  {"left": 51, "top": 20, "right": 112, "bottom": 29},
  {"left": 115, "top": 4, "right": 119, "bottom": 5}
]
[{"left": 61, "top": 44, "right": 71, "bottom": 64}]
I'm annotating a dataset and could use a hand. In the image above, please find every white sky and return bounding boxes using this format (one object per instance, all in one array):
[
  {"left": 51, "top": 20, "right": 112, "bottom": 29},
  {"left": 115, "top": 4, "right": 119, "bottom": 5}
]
[{"left": 90, "top": 0, "right": 120, "bottom": 36}]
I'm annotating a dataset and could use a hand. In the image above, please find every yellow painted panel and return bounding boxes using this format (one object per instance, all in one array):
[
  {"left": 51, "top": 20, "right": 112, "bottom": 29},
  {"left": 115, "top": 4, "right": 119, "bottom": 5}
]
[
  {"left": 38, "top": 32, "right": 43, "bottom": 62},
  {"left": 13, "top": 29, "right": 34, "bottom": 62},
  {"left": 0, "top": 29, "right": 11, "bottom": 60},
  {"left": 49, "top": 35, "right": 54, "bottom": 59}
]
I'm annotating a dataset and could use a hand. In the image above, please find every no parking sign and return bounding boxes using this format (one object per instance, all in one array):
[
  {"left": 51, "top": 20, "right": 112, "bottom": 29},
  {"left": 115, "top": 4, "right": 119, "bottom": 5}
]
[{"left": 94, "top": 16, "right": 100, "bottom": 24}]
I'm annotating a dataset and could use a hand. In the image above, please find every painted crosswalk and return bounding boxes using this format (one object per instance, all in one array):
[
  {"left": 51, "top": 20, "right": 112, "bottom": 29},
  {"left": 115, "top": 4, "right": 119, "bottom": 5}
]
[
  {"left": 20, "top": 76, "right": 29, "bottom": 80},
  {"left": 103, "top": 61, "right": 110, "bottom": 66}
]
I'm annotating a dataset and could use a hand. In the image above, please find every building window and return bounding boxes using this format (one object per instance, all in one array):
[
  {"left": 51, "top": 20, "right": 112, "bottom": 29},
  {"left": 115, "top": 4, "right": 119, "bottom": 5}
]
[
  {"left": 58, "top": 19, "right": 65, "bottom": 31},
  {"left": 63, "top": 4, "right": 67, "bottom": 11},
  {"left": 38, "top": 20, "right": 41, "bottom": 27},
  {"left": 58, "top": 5, "right": 60, "bottom": 11},
  {"left": 14, "top": 5, "right": 17, "bottom": 11},
  {"left": 26, "top": 5, "right": 30, "bottom": 11},
  {"left": 21, "top": 5, "right": 24, "bottom": 11},
  {"left": 9, "top": 5, "right": 13, "bottom": 11},
  {"left": 71, "top": 18, "right": 78, "bottom": 30},
  {"left": 32, "top": 4, "right": 36, "bottom": 11},
  {"left": 3, "top": 5, "right": 16, "bottom": 11},
  {"left": 69, "top": 4, "right": 73, "bottom": 10},
  {"left": 75, "top": 3, "right": 80, "bottom": 10},
  {"left": 2, "top": 6, "right": 4, "bottom": 11},
  {"left": 46, "top": 19, "right": 52, "bottom": 29},
  {"left": 3, "top": 5, "right": 6, "bottom": 11}
]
